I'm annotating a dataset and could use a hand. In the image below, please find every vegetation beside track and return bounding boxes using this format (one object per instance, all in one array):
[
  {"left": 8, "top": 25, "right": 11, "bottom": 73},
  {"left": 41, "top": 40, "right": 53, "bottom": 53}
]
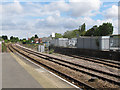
[
  {"left": 21, "top": 43, "right": 39, "bottom": 51},
  {"left": 2, "top": 43, "right": 8, "bottom": 52}
]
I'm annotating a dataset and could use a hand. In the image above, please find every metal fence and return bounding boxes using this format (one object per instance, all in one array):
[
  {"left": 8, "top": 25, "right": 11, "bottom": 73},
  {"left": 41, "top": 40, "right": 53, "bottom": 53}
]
[
  {"left": 109, "top": 38, "right": 120, "bottom": 51},
  {"left": 50, "top": 38, "right": 77, "bottom": 48},
  {"left": 77, "top": 36, "right": 110, "bottom": 50},
  {"left": 49, "top": 36, "right": 120, "bottom": 51}
]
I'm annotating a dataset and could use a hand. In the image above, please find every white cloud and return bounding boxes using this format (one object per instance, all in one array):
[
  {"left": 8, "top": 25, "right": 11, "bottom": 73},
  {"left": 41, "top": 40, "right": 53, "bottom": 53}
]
[
  {"left": 3, "top": 0, "right": 23, "bottom": 16},
  {"left": 68, "top": 0, "right": 101, "bottom": 17},
  {"left": 35, "top": 15, "right": 118, "bottom": 34},
  {"left": 1, "top": 1, "right": 119, "bottom": 38},
  {"left": 43, "top": 2, "right": 70, "bottom": 12},
  {"left": 103, "top": 5, "right": 118, "bottom": 19},
  {"left": 2, "top": 0, "right": 101, "bottom": 18}
]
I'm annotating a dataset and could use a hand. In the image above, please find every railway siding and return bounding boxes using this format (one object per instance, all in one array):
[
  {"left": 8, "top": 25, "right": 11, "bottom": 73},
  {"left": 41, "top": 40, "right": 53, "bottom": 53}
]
[
  {"left": 16, "top": 44, "right": 120, "bottom": 76},
  {"left": 8, "top": 44, "right": 95, "bottom": 89},
  {"left": 14, "top": 45, "right": 120, "bottom": 85},
  {"left": 9, "top": 44, "right": 120, "bottom": 89}
]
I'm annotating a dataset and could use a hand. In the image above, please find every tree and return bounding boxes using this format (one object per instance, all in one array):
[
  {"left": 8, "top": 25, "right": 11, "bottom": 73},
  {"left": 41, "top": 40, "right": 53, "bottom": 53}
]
[
  {"left": 72, "top": 30, "right": 80, "bottom": 37},
  {"left": 35, "top": 34, "right": 38, "bottom": 38},
  {"left": 63, "top": 30, "right": 80, "bottom": 38},
  {"left": 10, "top": 36, "right": 14, "bottom": 40},
  {"left": 98, "top": 23, "right": 113, "bottom": 36},
  {"left": 2, "top": 35, "right": 8, "bottom": 40},
  {"left": 85, "top": 23, "right": 113, "bottom": 36},
  {"left": 63, "top": 30, "right": 74, "bottom": 38},
  {"left": 79, "top": 23, "right": 86, "bottom": 36},
  {"left": 30, "top": 36, "right": 35, "bottom": 41},
  {"left": 10, "top": 36, "right": 19, "bottom": 42},
  {"left": 81, "top": 23, "right": 86, "bottom": 32},
  {"left": 55, "top": 33, "right": 63, "bottom": 39},
  {"left": 85, "top": 25, "right": 98, "bottom": 36}
]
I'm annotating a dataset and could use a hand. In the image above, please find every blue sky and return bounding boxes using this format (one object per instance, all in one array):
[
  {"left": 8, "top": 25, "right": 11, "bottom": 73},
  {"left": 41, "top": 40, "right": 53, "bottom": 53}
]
[{"left": 1, "top": 0, "right": 119, "bottom": 39}]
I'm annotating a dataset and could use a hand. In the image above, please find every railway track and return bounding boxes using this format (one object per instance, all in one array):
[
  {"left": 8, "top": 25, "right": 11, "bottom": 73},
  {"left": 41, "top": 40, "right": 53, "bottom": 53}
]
[
  {"left": 8, "top": 44, "right": 120, "bottom": 89},
  {"left": 55, "top": 52, "right": 120, "bottom": 66},
  {"left": 59, "top": 53, "right": 120, "bottom": 69},
  {"left": 16, "top": 45, "right": 119, "bottom": 75},
  {"left": 15, "top": 44, "right": 120, "bottom": 85},
  {"left": 67, "top": 54, "right": 120, "bottom": 68},
  {"left": 16, "top": 45, "right": 120, "bottom": 70},
  {"left": 8, "top": 44, "right": 95, "bottom": 89},
  {"left": 81, "top": 55, "right": 120, "bottom": 65}
]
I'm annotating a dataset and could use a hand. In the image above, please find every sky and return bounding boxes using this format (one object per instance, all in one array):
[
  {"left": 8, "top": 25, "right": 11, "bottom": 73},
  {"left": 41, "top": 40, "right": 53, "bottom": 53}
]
[{"left": 0, "top": 0, "right": 119, "bottom": 39}]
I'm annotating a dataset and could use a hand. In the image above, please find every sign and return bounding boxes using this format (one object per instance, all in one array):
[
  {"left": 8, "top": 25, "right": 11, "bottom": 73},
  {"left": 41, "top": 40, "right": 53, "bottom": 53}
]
[{"left": 52, "top": 33, "right": 55, "bottom": 37}]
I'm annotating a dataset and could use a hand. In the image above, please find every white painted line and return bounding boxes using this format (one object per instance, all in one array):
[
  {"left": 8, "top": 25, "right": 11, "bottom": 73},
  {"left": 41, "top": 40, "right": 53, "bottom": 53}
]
[
  {"left": 15, "top": 52, "right": 81, "bottom": 89},
  {"left": 35, "top": 69, "right": 44, "bottom": 72}
]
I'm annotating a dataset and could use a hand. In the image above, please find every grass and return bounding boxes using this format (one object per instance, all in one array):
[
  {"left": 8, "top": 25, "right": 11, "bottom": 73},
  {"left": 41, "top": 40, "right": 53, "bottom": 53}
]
[
  {"left": 2, "top": 43, "right": 7, "bottom": 52},
  {"left": 49, "top": 49, "right": 54, "bottom": 54}
]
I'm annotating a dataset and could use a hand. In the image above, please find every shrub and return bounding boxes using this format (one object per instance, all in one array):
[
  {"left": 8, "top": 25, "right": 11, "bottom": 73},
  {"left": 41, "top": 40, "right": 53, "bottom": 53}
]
[{"left": 49, "top": 49, "right": 54, "bottom": 54}]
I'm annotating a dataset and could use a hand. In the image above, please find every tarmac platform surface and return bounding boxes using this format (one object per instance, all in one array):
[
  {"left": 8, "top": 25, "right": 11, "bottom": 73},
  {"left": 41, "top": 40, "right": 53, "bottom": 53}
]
[{"left": 2, "top": 52, "right": 76, "bottom": 88}]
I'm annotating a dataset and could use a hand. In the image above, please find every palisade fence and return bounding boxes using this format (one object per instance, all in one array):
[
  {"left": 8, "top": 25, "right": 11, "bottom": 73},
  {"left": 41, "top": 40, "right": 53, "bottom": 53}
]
[
  {"left": 109, "top": 37, "right": 120, "bottom": 51},
  {"left": 49, "top": 36, "right": 120, "bottom": 51},
  {"left": 77, "top": 36, "right": 110, "bottom": 50},
  {"left": 50, "top": 38, "right": 69, "bottom": 47}
]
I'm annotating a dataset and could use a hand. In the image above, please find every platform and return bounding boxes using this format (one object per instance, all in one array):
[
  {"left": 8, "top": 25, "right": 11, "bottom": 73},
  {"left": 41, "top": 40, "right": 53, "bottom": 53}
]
[{"left": 2, "top": 52, "right": 76, "bottom": 88}]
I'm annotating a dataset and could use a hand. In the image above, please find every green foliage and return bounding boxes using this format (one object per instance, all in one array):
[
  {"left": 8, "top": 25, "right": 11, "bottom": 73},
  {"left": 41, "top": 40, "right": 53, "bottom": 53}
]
[
  {"left": 80, "top": 31, "right": 86, "bottom": 36},
  {"left": 26, "top": 40, "right": 31, "bottom": 44},
  {"left": 55, "top": 33, "right": 63, "bottom": 39},
  {"left": 63, "top": 23, "right": 86, "bottom": 38},
  {"left": 80, "top": 23, "right": 86, "bottom": 32},
  {"left": 63, "top": 30, "right": 80, "bottom": 38},
  {"left": 79, "top": 23, "right": 86, "bottom": 36},
  {"left": 73, "top": 30, "right": 80, "bottom": 37},
  {"left": 30, "top": 36, "right": 35, "bottom": 40},
  {"left": 35, "top": 34, "right": 38, "bottom": 38},
  {"left": 98, "top": 23, "right": 113, "bottom": 36},
  {"left": 2, "top": 43, "right": 7, "bottom": 52},
  {"left": 4, "top": 40, "right": 9, "bottom": 43},
  {"left": 49, "top": 49, "right": 54, "bottom": 54},
  {"left": 85, "top": 25, "right": 98, "bottom": 36},
  {"left": 63, "top": 30, "right": 72, "bottom": 38},
  {"left": 85, "top": 23, "right": 113, "bottom": 36},
  {"left": 2, "top": 35, "right": 8, "bottom": 40},
  {"left": 10, "top": 36, "right": 19, "bottom": 42}
]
